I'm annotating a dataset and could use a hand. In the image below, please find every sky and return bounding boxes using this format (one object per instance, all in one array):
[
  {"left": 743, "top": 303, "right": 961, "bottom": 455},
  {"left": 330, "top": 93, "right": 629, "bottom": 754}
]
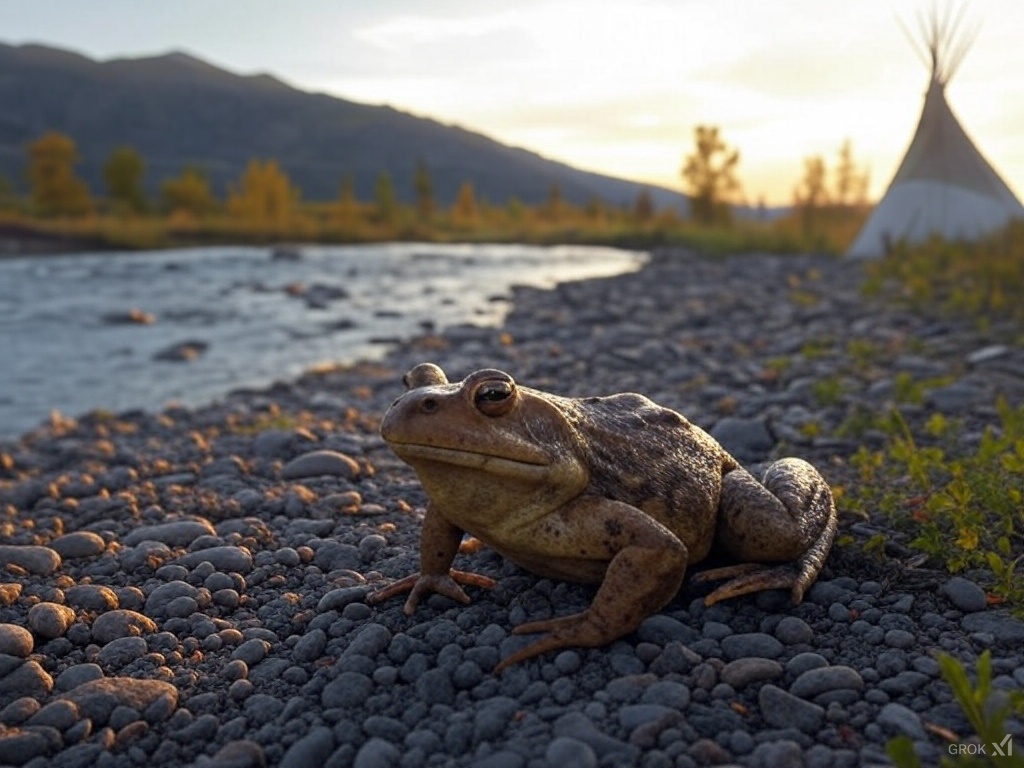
[{"left": 2, "top": 0, "right": 1023, "bottom": 205}]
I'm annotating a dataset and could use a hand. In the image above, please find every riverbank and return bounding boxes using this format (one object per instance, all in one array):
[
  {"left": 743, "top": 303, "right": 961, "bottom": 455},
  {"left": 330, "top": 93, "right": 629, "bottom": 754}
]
[{"left": 1, "top": 249, "right": 1022, "bottom": 767}]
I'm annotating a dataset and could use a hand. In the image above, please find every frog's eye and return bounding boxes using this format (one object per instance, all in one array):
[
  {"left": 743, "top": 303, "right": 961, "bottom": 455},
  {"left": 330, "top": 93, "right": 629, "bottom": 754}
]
[{"left": 473, "top": 379, "right": 516, "bottom": 417}]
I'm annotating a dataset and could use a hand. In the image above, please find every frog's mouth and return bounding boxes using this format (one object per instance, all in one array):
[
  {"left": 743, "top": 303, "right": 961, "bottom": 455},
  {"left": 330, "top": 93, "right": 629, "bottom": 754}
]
[{"left": 387, "top": 442, "right": 552, "bottom": 479}]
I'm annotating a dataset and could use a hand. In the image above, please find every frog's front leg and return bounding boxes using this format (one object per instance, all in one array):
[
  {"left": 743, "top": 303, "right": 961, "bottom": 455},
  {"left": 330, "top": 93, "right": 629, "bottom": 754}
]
[
  {"left": 695, "top": 457, "right": 836, "bottom": 605},
  {"left": 496, "top": 496, "right": 688, "bottom": 672},
  {"left": 367, "top": 504, "right": 495, "bottom": 613}
]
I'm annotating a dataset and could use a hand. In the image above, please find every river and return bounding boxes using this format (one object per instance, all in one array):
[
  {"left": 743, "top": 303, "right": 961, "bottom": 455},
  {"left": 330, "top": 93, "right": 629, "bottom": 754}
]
[{"left": 0, "top": 242, "right": 643, "bottom": 439}]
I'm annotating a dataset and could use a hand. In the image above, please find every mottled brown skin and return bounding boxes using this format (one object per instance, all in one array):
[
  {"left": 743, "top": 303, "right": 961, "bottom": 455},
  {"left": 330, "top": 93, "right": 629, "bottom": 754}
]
[{"left": 368, "top": 363, "right": 837, "bottom": 672}]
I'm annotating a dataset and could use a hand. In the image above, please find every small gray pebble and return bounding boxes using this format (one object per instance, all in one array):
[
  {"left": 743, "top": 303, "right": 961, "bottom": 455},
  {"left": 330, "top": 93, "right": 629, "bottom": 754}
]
[
  {"left": 545, "top": 736, "right": 597, "bottom": 768},
  {"left": 232, "top": 639, "right": 270, "bottom": 666},
  {"left": 353, "top": 737, "right": 400, "bottom": 768},
  {"left": 279, "top": 726, "right": 334, "bottom": 768},
  {"left": 775, "top": 616, "right": 814, "bottom": 644},
  {"left": 940, "top": 577, "right": 987, "bottom": 613}
]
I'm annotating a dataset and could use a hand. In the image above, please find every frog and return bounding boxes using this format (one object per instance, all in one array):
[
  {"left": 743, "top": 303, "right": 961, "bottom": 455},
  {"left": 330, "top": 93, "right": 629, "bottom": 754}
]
[{"left": 368, "top": 363, "right": 837, "bottom": 672}]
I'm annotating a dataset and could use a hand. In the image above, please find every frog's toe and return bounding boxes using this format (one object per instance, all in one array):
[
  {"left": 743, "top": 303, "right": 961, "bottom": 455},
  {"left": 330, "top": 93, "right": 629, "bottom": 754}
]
[
  {"left": 691, "top": 563, "right": 764, "bottom": 583},
  {"left": 495, "top": 610, "right": 617, "bottom": 673},
  {"left": 701, "top": 564, "right": 802, "bottom": 606}
]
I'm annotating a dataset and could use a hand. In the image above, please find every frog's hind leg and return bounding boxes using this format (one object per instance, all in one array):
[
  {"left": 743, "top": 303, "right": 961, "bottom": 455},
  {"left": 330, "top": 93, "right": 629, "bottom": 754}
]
[{"left": 695, "top": 457, "right": 837, "bottom": 606}]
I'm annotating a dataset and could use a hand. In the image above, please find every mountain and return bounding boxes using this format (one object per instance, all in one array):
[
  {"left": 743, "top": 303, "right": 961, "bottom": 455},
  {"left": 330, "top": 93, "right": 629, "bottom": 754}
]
[{"left": 0, "top": 42, "right": 688, "bottom": 211}]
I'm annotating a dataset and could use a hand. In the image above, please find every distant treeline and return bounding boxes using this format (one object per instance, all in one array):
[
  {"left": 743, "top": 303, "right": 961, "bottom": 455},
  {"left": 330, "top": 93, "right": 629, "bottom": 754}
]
[{"left": 0, "top": 128, "right": 871, "bottom": 254}]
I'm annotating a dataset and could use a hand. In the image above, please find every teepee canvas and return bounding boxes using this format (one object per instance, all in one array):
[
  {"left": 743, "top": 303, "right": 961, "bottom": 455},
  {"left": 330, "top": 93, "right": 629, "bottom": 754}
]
[{"left": 847, "top": 8, "right": 1024, "bottom": 258}]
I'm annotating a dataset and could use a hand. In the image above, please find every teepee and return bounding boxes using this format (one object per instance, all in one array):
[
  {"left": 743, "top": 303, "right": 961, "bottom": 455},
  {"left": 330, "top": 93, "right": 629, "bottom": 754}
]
[{"left": 847, "top": 7, "right": 1024, "bottom": 258}]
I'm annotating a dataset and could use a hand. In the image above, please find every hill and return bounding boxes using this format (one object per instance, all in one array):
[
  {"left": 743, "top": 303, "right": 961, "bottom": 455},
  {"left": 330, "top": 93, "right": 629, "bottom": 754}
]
[{"left": 0, "top": 42, "right": 688, "bottom": 211}]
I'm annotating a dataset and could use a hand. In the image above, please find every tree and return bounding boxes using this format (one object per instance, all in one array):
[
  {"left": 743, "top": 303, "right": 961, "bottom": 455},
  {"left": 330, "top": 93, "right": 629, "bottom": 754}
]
[
  {"left": 0, "top": 174, "right": 17, "bottom": 211},
  {"left": 413, "top": 159, "right": 434, "bottom": 221},
  {"left": 335, "top": 173, "right": 358, "bottom": 224},
  {"left": 161, "top": 166, "right": 216, "bottom": 216},
  {"left": 793, "top": 155, "right": 829, "bottom": 236},
  {"left": 25, "top": 131, "right": 92, "bottom": 216},
  {"left": 832, "top": 139, "right": 870, "bottom": 210},
  {"left": 544, "top": 183, "right": 565, "bottom": 221},
  {"left": 452, "top": 180, "right": 478, "bottom": 225},
  {"left": 681, "top": 125, "right": 740, "bottom": 226},
  {"left": 585, "top": 196, "right": 606, "bottom": 222},
  {"left": 632, "top": 188, "right": 655, "bottom": 223},
  {"left": 103, "top": 145, "right": 147, "bottom": 214},
  {"left": 374, "top": 171, "right": 397, "bottom": 224},
  {"left": 227, "top": 159, "right": 299, "bottom": 226}
]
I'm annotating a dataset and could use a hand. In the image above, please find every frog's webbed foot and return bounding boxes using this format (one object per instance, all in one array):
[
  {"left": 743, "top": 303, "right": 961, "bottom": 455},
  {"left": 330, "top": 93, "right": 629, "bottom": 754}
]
[
  {"left": 693, "top": 562, "right": 803, "bottom": 606},
  {"left": 495, "top": 609, "right": 617, "bottom": 674},
  {"left": 366, "top": 570, "right": 496, "bottom": 615}
]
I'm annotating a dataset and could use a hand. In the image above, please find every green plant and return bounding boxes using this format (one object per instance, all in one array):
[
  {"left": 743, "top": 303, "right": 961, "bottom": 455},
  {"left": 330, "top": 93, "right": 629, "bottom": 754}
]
[
  {"left": 800, "top": 337, "right": 834, "bottom": 360},
  {"left": 864, "top": 220, "right": 1024, "bottom": 327},
  {"left": 841, "top": 399, "right": 1024, "bottom": 609},
  {"left": 811, "top": 376, "right": 846, "bottom": 406},
  {"left": 887, "top": 651, "right": 1024, "bottom": 767}
]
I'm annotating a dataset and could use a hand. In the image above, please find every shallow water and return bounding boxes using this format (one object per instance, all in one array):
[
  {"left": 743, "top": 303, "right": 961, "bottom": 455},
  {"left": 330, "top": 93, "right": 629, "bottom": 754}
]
[{"left": 0, "top": 242, "right": 643, "bottom": 439}]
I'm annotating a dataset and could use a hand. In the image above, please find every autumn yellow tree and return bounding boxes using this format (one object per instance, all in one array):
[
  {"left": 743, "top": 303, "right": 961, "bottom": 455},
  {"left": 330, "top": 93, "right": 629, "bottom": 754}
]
[
  {"left": 452, "top": 181, "right": 478, "bottom": 226},
  {"left": 335, "top": 174, "right": 358, "bottom": 223},
  {"left": 161, "top": 166, "right": 216, "bottom": 217},
  {"left": 103, "top": 145, "right": 147, "bottom": 214},
  {"left": 26, "top": 131, "right": 92, "bottom": 216},
  {"left": 227, "top": 160, "right": 298, "bottom": 227},
  {"left": 681, "top": 125, "right": 740, "bottom": 226},
  {"left": 544, "top": 183, "right": 565, "bottom": 221}
]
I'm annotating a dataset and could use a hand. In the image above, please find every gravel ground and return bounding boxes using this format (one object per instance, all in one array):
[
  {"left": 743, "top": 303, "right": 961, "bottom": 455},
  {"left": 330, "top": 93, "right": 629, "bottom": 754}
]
[{"left": 1, "top": 249, "right": 1023, "bottom": 768}]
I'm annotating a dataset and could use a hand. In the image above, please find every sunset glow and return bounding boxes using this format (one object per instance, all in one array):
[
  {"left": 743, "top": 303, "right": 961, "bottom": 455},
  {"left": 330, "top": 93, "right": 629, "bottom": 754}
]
[{"left": 3, "top": 0, "right": 1022, "bottom": 205}]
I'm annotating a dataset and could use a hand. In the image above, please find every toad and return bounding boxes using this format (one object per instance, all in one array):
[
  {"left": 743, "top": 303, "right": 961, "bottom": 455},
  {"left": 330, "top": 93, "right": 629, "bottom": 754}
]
[{"left": 368, "top": 363, "right": 837, "bottom": 671}]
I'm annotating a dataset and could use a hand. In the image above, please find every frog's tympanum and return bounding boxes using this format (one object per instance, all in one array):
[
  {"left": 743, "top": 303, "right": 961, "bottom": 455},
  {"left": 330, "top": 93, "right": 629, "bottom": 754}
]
[{"left": 368, "top": 363, "right": 837, "bottom": 671}]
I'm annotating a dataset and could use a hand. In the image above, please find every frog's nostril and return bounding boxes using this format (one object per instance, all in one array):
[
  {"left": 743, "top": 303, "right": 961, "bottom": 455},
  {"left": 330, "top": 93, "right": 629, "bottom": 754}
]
[{"left": 421, "top": 398, "right": 439, "bottom": 414}]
